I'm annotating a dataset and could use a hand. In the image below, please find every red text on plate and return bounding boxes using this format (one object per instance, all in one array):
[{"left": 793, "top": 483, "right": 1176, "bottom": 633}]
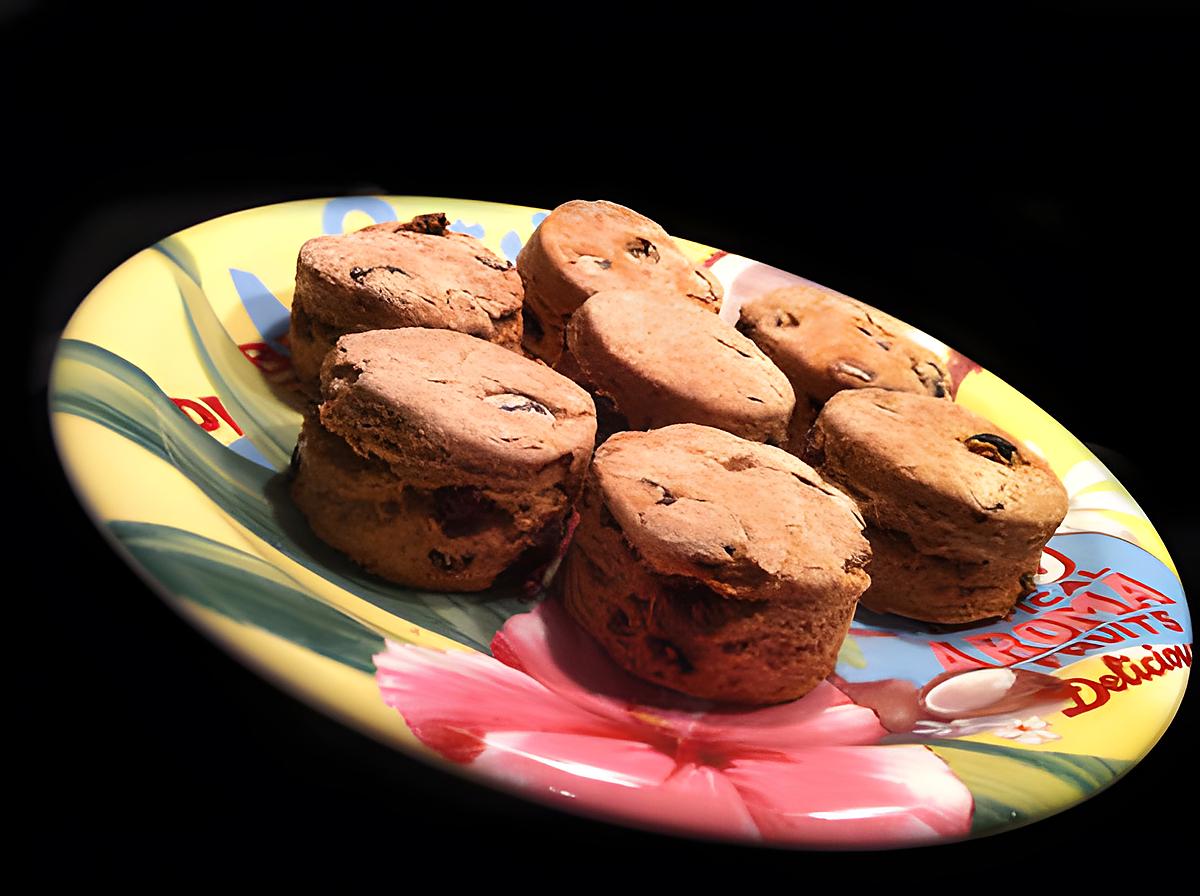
[{"left": 172, "top": 396, "right": 244, "bottom": 435}]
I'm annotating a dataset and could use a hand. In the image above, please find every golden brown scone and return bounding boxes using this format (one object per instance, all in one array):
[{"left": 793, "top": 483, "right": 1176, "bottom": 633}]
[
  {"left": 517, "top": 200, "right": 722, "bottom": 368},
  {"left": 806, "top": 388, "right": 1069, "bottom": 623},
  {"left": 290, "top": 328, "right": 596, "bottom": 591},
  {"left": 289, "top": 213, "right": 522, "bottom": 394},
  {"left": 561, "top": 424, "right": 870, "bottom": 704},
  {"left": 566, "top": 289, "right": 795, "bottom": 444},
  {"left": 736, "top": 283, "right": 948, "bottom": 451}
]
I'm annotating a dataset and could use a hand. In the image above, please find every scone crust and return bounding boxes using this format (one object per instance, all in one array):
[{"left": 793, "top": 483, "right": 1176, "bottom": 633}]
[
  {"left": 319, "top": 328, "right": 596, "bottom": 485},
  {"left": 561, "top": 425, "right": 870, "bottom": 704},
  {"left": 856, "top": 526, "right": 1037, "bottom": 623},
  {"left": 736, "top": 283, "right": 948, "bottom": 447},
  {"left": 517, "top": 200, "right": 722, "bottom": 366},
  {"left": 566, "top": 290, "right": 795, "bottom": 444}
]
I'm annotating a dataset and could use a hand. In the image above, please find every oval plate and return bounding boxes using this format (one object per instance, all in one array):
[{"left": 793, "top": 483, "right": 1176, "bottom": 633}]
[{"left": 50, "top": 196, "right": 1190, "bottom": 849}]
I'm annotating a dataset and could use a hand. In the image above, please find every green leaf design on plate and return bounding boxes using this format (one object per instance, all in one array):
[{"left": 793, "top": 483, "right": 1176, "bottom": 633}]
[
  {"left": 154, "top": 234, "right": 202, "bottom": 286},
  {"left": 110, "top": 520, "right": 383, "bottom": 672},
  {"left": 925, "top": 739, "right": 1131, "bottom": 836},
  {"left": 50, "top": 338, "right": 531, "bottom": 653}
]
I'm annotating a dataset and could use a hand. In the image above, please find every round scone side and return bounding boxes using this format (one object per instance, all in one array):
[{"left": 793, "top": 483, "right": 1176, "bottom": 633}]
[
  {"left": 566, "top": 289, "right": 795, "bottom": 444},
  {"left": 560, "top": 424, "right": 871, "bottom": 704},
  {"left": 858, "top": 527, "right": 1045, "bottom": 623},
  {"left": 288, "top": 213, "right": 523, "bottom": 392},
  {"left": 290, "top": 410, "right": 554, "bottom": 591},
  {"left": 806, "top": 388, "right": 1069, "bottom": 622},
  {"left": 517, "top": 200, "right": 723, "bottom": 368},
  {"left": 291, "top": 329, "right": 596, "bottom": 591}
]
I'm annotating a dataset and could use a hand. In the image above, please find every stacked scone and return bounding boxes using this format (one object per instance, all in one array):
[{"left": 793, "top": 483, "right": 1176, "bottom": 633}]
[
  {"left": 288, "top": 212, "right": 595, "bottom": 591},
  {"left": 732, "top": 282, "right": 1066, "bottom": 626},
  {"left": 510, "top": 202, "right": 872, "bottom": 703},
  {"left": 286, "top": 199, "right": 1068, "bottom": 707},
  {"left": 290, "top": 213, "right": 523, "bottom": 395}
]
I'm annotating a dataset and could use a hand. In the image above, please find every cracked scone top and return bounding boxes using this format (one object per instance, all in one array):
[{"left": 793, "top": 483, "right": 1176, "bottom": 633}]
[
  {"left": 807, "top": 389, "right": 1067, "bottom": 563},
  {"left": 319, "top": 328, "right": 595, "bottom": 483},
  {"left": 291, "top": 328, "right": 596, "bottom": 592},
  {"left": 561, "top": 424, "right": 871, "bottom": 703},
  {"left": 591, "top": 425, "right": 869, "bottom": 600},
  {"left": 735, "top": 283, "right": 949, "bottom": 448},
  {"left": 566, "top": 289, "right": 795, "bottom": 444},
  {"left": 517, "top": 200, "right": 723, "bottom": 368},
  {"left": 289, "top": 213, "right": 523, "bottom": 393}
]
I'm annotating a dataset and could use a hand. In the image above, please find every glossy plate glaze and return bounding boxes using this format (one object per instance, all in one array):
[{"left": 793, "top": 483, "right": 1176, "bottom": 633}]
[{"left": 50, "top": 196, "right": 1190, "bottom": 849}]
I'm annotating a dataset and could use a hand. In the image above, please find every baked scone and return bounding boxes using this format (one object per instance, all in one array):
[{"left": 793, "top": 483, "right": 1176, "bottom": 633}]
[
  {"left": 289, "top": 213, "right": 523, "bottom": 394},
  {"left": 736, "top": 283, "right": 948, "bottom": 451},
  {"left": 805, "top": 388, "right": 1068, "bottom": 623},
  {"left": 566, "top": 289, "right": 795, "bottom": 444},
  {"left": 290, "top": 328, "right": 596, "bottom": 591},
  {"left": 517, "top": 200, "right": 722, "bottom": 369},
  {"left": 561, "top": 424, "right": 871, "bottom": 704}
]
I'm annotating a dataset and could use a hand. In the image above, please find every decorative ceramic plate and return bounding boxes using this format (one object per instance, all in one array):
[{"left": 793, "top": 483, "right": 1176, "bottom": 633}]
[{"left": 50, "top": 196, "right": 1190, "bottom": 849}]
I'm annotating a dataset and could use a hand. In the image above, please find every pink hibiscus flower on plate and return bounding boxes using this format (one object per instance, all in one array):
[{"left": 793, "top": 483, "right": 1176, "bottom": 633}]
[{"left": 373, "top": 598, "right": 973, "bottom": 848}]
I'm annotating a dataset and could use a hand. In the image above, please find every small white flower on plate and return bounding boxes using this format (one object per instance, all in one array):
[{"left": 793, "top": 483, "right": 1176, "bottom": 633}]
[{"left": 992, "top": 716, "right": 1062, "bottom": 745}]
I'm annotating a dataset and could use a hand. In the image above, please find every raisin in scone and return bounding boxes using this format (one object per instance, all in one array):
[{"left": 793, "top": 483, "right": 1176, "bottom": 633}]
[
  {"left": 517, "top": 200, "right": 722, "bottom": 369},
  {"left": 736, "top": 283, "right": 948, "bottom": 451},
  {"left": 561, "top": 424, "right": 870, "bottom": 704},
  {"left": 290, "top": 328, "right": 596, "bottom": 591},
  {"left": 566, "top": 289, "right": 795, "bottom": 444},
  {"left": 805, "top": 388, "right": 1068, "bottom": 623},
  {"left": 289, "top": 213, "right": 522, "bottom": 394}
]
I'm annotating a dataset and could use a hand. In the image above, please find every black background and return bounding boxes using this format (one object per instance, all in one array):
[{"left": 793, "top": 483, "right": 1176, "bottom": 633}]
[{"left": 14, "top": 4, "right": 1197, "bottom": 879}]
